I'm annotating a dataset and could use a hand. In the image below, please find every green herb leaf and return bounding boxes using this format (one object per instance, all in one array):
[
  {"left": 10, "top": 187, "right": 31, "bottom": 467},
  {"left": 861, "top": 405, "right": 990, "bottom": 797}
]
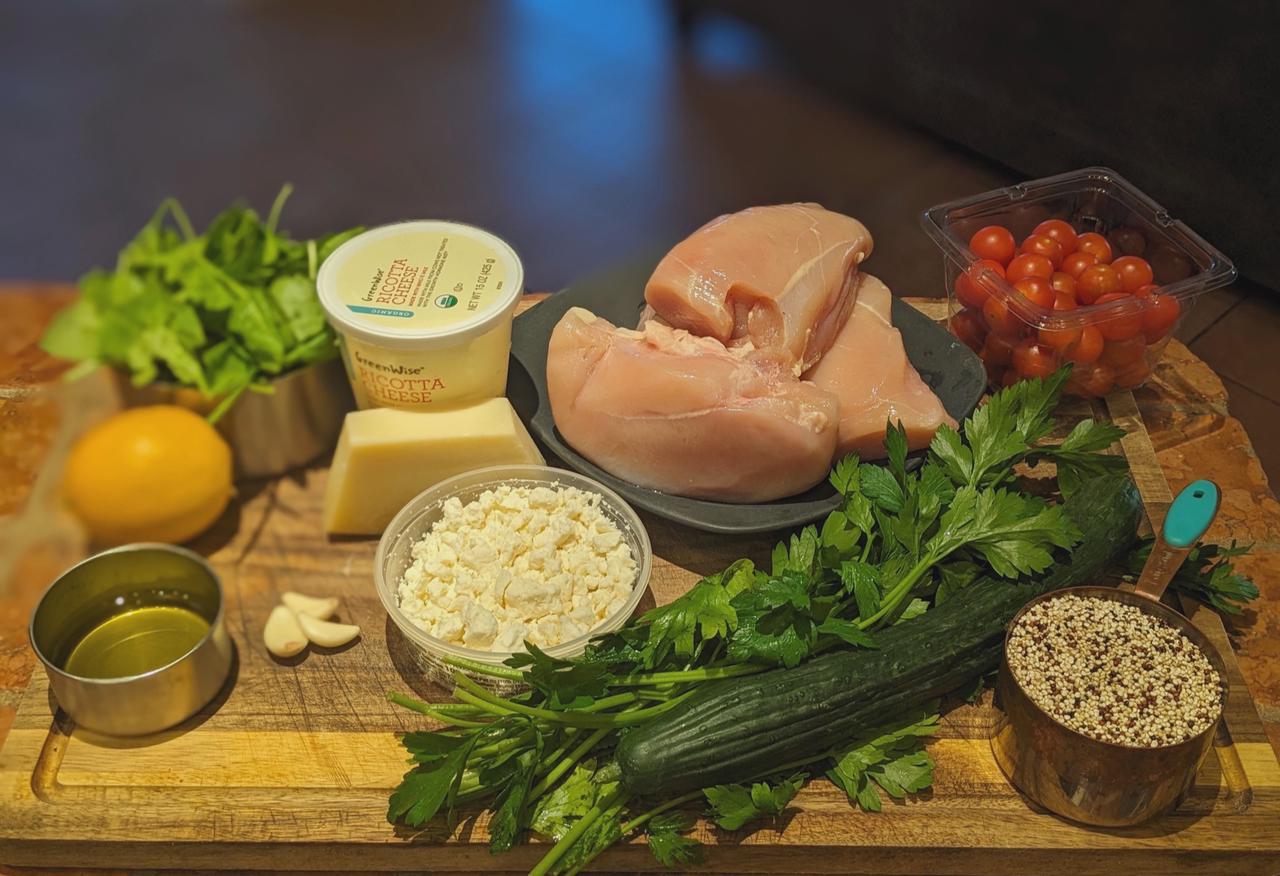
[
  {"left": 840, "top": 561, "right": 881, "bottom": 618},
  {"left": 859, "top": 464, "right": 904, "bottom": 513},
  {"left": 929, "top": 487, "right": 1080, "bottom": 578},
  {"left": 488, "top": 736, "right": 543, "bottom": 853},
  {"left": 504, "top": 642, "right": 614, "bottom": 710},
  {"left": 388, "top": 733, "right": 476, "bottom": 826},
  {"left": 827, "top": 713, "right": 938, "bottom": 812},
  {"left": 1128, "top": 538, "right": 1260, "bottom": 615},
  {"left": 817, "top": 616, "right": 877, "bottom": 649},
  {"left": 704, "top": 772, "right": 805, "bottom": 831},
  {"left": 640, "top": 570, "right": 739, "bottom": 667},
  {"left": 646, "top": 811, "right": 704, "bottom": 869}
]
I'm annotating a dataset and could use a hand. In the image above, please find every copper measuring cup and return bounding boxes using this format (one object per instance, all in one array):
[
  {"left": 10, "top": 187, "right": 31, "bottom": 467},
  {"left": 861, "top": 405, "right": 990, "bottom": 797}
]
[{"left": 990, "top": 480, "right": 1227, "bottom": 827}]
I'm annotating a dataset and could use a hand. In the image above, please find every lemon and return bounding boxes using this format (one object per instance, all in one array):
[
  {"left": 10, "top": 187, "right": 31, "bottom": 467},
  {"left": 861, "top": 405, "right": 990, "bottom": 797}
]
[{"left": 63, "top": 405, "right": 234, "bottom": 546}]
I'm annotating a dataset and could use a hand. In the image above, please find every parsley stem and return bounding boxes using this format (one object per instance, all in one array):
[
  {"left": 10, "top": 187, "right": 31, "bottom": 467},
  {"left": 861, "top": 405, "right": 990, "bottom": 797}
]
[
  {"left": 613, "top": 665, "right": 762, "bottom": 686},
  {"left": 442, "top": 654, "right": 524, "bottom": 681},
  {"left": 527, "top": 726, "right": 612, "bottom": 803},
  {"left": 452, "top": 674, "right": 692, "bottom": 728},
  {"left": 470, "top": 731, "right": 534, "bottom": 761},
  {"left": 386, "top": 692, "right": 493, "bottom": 727},
  {"left": 618, "top": 790, "right": 702, "bottom": 834},
  {"left": 858, "top": 553, "right": 937, "bottom": 630},
  {"left": 529, "top": 788, "right": 629, "bottom": 876}
]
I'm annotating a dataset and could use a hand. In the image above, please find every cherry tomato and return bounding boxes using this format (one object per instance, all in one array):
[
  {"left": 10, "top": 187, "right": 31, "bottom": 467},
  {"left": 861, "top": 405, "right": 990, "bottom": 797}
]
[
  {"left": 1111, "top": 256, "right": 1155, "bottom": 293},
  {"left": 1076, "top": 264, "right": 1123, "bottom": 304},
  {"left": 1093, "top": 292, "right": 1144, "bottom": 341},
  {"left": 1142, "top": 293, "right": 1182, "bottom": 343},
  {"left": 1049, "top": 271, "right": 1076, "bottom": 297},
  {"left": 982, "top": 295, "right": 1026, "bottom": 340},
  {"left": 1012, "top": 341, "right": 1059, "bottom": 379},
  {"left": 1076, "top": 232, "right": 1113, "bottom": 264},
  {"left": 969, "top": 225, "right": 1017, "bottom": 264},
  {"left": 1033, "top": 219, "right": 1078, "bottom": 256},
  {"left": 1038, "top": 293, "right": 1082, "bottom": 351},
  {"left": 1006, "top": 253, "right": 1054, "bottom": 283},
  {"left": 1013, "top": 277, "right": 1054, "bottom": 310},
  {"left": 1113, "top": 359, "right": 1152, "bottom": 389},
  {"left": 1109, "top": 226, "right": 1147, "bottom": 257},
  {"left": 1064, "top": 324, "right": 1104, "bottom": 364},
  {"left": 1132, "top": 283, "right": 1159, "bottom": 299},
  {"left": 1066, "top": 363, "right": 1115, "bottom": 397},
  {"left": 1020, "top": 233, "right": 1064, "bottom": 267},
  {"left": 953, "top": 259, "right": 1005, "bottom": 309},
  {"left": 950, "top": 308, "right": 987, "bottom": 352},
  {"left": 1002, "top": 368, "right": 1022, "bottom": 388},
  {"left": 1148, "top": 245, "right": 1193, "bottom": 284},
  {"left": 981, "top": 332, "right": 1015, "bottom": 366},
  {"left": 985, "top": 360, "right": 1007, "bottom": 387},
  {"left": 1061, "top": 251, "right": 1099, "bottom": 279},
  {"left": 1099, "top": 335, "right": 1147, "bottom": 368}
]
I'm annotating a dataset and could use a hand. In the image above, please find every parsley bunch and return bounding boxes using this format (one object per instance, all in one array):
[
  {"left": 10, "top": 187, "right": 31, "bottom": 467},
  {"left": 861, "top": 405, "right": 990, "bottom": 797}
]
[
  {"left": 40, "top": 186, "right": 362, "bottom": 421},
  {"left": 385, "top": 369, "right": 1253, "bottom": 874}
]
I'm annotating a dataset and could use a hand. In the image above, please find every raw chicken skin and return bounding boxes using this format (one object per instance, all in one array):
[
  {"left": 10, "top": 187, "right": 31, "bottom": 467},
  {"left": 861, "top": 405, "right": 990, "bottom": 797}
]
[
  {"left": 644, "top": 204, "right": 873, "bottom": 373},
  {"left": 803, "top": 274, "right": 956, "bottom": 461},
  {"left": 547, "top": 307, "right": 838, "bottom": 502}
]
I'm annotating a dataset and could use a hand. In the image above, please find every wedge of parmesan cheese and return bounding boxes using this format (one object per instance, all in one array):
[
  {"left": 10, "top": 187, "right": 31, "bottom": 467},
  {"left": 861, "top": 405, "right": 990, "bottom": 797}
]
[{"left": 323, "top": 399, "right": 544, "bottom": 535}]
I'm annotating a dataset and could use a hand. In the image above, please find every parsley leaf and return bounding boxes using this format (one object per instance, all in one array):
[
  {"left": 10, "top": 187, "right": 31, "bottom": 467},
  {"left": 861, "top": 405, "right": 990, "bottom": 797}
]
[
  {"left": 1128, "top": 538, "right": 1260, "bottom": 615},
  {"left": 504, "top": 642, "right": 614, "bottom": 709},
  {"left": 646, "top": 811, "right": 704, "bottom": 868},
  {"left": 840, "top": 561, "right": 881, "bottom": 618},
  {"left": 860, "top": 463, "right": 905, "bottom": 513},
  {"left": 727, "top": 577, "right": 818, "bottom": 668},
  {"left": 639, "top": 568, "right": 740, "bottom": 667},
  {"left": 488, "top": 735, "right": 544, "bottom": 853},
  {"left": 827, "top": 713, "right": 939, "bottom": 812},
  {"left": 530, "top": 760, "right": 619, "bottom": 842},
  {"left": 928, "top": 487, "right": 1080, "bottom": 578},
  {"left": 388, "top": 732, "right": 477, "bottom": 827},
  {"left": 704, "top": 772, "right": 806, "bottom": 830}
]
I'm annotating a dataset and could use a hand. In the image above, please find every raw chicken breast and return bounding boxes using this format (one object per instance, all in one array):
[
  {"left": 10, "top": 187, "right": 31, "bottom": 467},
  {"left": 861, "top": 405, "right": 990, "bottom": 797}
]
[
  {"left": 644, "top": 203, "right": 873, "bottom": 373},
  {"left": 803, "top": 274, "right": 956, "bottom": 461},
  {"left": 547, "top": 307, "right": 838, "bottom": 502}
]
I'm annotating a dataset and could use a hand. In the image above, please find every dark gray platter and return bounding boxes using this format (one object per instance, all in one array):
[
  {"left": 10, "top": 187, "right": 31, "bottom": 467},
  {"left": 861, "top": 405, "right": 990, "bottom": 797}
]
[{"left": 506, "top": 252, "right": 986, "bottom": 534}]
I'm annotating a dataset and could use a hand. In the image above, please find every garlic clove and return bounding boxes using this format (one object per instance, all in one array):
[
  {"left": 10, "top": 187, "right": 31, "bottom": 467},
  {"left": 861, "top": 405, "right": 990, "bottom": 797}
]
[
  {"left": 281, "top": 591, "right": 339, "bottom": 620},
  {"left": 297, "top": 613, "right": 361, "bottom": 649},
  {"left": 264, "top": 604, "right": 308, "bottom": 658}
]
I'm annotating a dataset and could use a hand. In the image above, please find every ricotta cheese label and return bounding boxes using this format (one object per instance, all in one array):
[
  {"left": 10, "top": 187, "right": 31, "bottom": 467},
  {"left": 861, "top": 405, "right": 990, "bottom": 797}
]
[{"left": 321, "top": 221, "right": 520, "bottom": 337}]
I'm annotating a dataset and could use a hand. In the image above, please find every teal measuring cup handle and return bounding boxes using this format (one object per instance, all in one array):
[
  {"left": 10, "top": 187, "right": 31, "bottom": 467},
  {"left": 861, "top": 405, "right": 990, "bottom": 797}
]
[
  {"left": 1135, "top": 479, "right": 1221, "bottom": 601},
  {"left": 1163, "top": 480, "right": 1220, "bottom": 548}
]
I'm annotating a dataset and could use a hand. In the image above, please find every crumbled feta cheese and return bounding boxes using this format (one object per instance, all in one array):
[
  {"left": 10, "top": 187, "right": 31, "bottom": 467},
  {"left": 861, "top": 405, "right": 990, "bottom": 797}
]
[{"left": 397, "top": 484, "right": 638, "bottom": 651}]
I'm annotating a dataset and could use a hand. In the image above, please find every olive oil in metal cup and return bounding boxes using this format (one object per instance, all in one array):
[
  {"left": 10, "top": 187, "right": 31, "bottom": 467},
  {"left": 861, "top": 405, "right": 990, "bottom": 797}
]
[{"left": 29, "top": 544, "right": 233, "bottom": 736}]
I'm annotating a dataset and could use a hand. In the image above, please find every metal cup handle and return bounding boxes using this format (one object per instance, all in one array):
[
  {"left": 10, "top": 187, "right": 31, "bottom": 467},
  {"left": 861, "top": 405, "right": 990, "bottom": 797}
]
[{"left": 1134, "top": 479, "right": 1220, "bottom": 602}]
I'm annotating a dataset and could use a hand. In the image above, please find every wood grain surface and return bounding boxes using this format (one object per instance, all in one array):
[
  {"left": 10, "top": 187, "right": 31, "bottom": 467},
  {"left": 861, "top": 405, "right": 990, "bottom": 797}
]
[{"left": 1, "top": 289, "right": 1279, "bottom": 874}]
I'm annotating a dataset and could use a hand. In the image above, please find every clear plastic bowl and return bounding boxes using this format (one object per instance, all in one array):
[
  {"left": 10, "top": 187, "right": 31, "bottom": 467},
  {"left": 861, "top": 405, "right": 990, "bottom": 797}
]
[
  {"left": 375, "top": 464, "right": 653, "bottom": 690},
  {"left": 921, "top": 167, "right": 1236, "bottom": 397}
]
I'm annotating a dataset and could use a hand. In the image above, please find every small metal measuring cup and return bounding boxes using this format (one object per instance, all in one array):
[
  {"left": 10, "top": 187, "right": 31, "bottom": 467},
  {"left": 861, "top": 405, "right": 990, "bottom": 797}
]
[
  {"left": 990, "top": 480, "right": 1226, "bottom": 826},
  {"left": 29, "top": 544, "right": 234, "bottom": 736}
]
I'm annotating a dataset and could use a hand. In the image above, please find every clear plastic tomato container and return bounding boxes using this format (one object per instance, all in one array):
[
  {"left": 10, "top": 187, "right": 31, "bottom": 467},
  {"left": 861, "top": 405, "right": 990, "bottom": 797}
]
[{"left": 921, "top": 167, "right": 1235, "bottom": 396}]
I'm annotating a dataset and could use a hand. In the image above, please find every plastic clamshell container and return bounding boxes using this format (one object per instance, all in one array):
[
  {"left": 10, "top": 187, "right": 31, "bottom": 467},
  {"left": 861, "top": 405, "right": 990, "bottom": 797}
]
[
  {"left": 921, "top": 167, "right": 1236, "bottom": 396},
  {"left": 374, "top": 465, "right": 653, "bottom": 692},
  {"left": 316, "top": 220, "right": 523, "bottom": 411}
]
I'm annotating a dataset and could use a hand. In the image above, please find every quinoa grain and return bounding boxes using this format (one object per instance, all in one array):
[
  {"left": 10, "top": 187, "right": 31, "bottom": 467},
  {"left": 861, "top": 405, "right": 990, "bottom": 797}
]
[{"left": 1006, "top": 595, "right": 1223, "bottom": 747}]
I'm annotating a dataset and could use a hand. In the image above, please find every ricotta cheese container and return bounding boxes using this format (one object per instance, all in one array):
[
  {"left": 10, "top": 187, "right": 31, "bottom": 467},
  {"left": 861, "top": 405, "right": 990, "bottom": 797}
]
[{"left": 316, "top": 220, "right": 524, "bottom": 410}]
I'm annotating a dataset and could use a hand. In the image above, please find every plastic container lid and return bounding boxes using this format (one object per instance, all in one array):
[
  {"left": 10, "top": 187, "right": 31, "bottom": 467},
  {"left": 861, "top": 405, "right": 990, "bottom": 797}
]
[{"left": 316, "top": 220, "right": 524, "bottom": 351}]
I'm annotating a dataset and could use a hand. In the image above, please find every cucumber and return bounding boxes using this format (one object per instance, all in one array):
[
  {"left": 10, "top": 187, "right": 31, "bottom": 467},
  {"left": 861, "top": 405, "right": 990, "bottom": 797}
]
[{"left": 616, "top": 475, "right": 1141, "bottom": 796}]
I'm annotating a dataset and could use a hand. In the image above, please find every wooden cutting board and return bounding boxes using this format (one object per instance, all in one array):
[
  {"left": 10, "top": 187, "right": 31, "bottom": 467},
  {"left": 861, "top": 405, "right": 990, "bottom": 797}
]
[{"left": 2, "top": 298, "right": 1279, "bottom": 874}]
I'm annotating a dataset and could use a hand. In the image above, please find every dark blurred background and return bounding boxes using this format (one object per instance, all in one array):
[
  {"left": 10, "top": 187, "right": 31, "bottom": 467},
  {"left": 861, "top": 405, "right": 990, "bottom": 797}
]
[{"left": 3, "top": 0, "right": 1278, "bottom": 471}]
